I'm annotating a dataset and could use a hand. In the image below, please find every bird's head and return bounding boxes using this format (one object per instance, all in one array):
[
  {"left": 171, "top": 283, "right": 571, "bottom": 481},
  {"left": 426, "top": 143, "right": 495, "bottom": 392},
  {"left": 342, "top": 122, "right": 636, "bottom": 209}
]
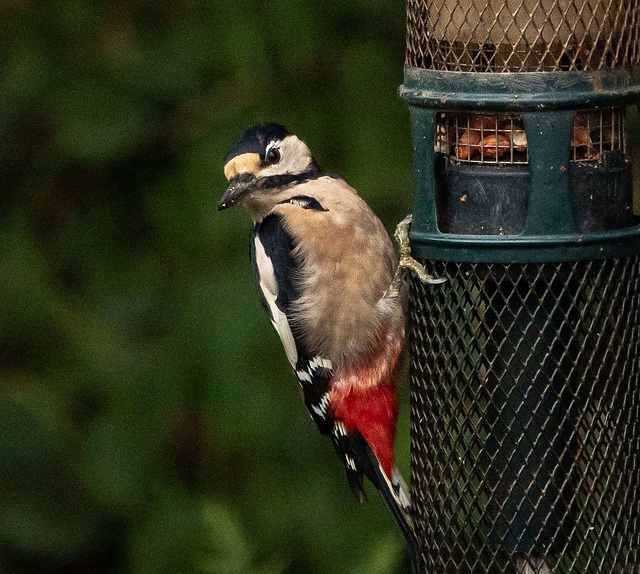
[{"left": 219, "top": 123, "right": 317, "bottom": 211}]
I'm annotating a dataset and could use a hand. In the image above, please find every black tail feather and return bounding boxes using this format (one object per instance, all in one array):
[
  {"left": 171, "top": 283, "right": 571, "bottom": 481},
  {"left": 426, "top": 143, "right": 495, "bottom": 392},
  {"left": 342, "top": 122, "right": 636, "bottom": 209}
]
[
  {"left": 346, "top": 467, "right": 366, "bottom": 503},
  {"left": 338, "top": 432, "right": 422, "bottom": 573},
  {"left": 365, "top": 449, "right": 421, "bottom": 574}
]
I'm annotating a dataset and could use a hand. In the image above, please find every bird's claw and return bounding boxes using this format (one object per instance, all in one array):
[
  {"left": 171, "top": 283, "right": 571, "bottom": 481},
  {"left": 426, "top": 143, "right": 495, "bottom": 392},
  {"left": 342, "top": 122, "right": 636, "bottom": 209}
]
[
  {"left": 394, "top": 215, "right": 447, "bottom": 285},
  {"left": 399, "top": 254, "right": 448, "bottom": 285}
]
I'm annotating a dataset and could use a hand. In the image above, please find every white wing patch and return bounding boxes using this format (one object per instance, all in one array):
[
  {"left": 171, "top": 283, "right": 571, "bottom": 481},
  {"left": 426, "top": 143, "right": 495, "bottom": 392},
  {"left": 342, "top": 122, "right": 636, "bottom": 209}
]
[
  {"left": 311, "top": 393, "right": 330, "bottom": 417},
  {"left": 333, "top": 421, "right": 348, "bottom": 437},
  {"left": 309, "top": 356, "right": 332, "bottom": 371},
  {"left": 345, "top": 454, "right": 357, "bottom": 471},
  {"left": 254, "top": 235, "right": 298, "bottom": 367},
  {"left": 296, "top": 369, "right": 313, "bottom": 383}
]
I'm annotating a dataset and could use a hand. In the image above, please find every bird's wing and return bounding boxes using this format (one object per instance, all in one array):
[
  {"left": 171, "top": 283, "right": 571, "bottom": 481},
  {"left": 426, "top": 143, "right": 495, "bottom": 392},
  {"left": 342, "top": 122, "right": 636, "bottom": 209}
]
[
  {"left": 250, "top": 211, "right": 334, "bottom": 435},
  {"left": 250, "top": 213, "right": 300, "bottom": 367}
]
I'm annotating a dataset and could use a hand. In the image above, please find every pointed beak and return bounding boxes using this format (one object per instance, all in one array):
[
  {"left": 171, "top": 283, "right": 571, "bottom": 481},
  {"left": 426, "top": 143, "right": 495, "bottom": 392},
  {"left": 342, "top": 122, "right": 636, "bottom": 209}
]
[
  {"left": 218, "top": 173, "right": 256, "bottom": 210},
  {"left": 219, "top": 152, "right": 262, "bottom": 211}
]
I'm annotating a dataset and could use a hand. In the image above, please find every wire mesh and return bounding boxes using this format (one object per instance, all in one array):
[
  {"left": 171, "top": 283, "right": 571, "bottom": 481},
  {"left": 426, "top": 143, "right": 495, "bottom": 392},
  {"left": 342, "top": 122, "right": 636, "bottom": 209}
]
[
  {"left": 436, "top": 113, "right": 529, "bottom": 164},
  {"left": 571, "top": 108, "right": 626, "bottom": 162},
  {"left": 406, "top": 0, "right": 640, "bottom": 71},
  {"left": 408, "top": 256, "right": 640, "bottom": 573},
  {"left": 435, "top": 108, "right": 625, "bottom": 164}
]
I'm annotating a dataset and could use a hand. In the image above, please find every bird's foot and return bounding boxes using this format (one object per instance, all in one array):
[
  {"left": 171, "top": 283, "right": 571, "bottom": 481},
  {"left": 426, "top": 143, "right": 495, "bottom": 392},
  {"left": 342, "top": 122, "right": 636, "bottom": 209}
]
[
  {"left": 394, "top": 215, "right": 414, "bottom": 260},
  {"left": 394, "top": 215, "right": 447, "bottom": 285}
]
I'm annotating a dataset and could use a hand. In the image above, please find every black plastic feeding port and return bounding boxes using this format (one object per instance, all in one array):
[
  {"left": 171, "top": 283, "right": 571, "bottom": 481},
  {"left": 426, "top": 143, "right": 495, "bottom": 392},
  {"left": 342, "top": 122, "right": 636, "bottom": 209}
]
[
  {"left": 400, "top": 0, "right": 640, "bottom": 572},
  {"left": 434, "top": 156, "right": 531, "bottom": 235},
  {"left": 435, "top": 150, "right": 633, "bottom": 236}
]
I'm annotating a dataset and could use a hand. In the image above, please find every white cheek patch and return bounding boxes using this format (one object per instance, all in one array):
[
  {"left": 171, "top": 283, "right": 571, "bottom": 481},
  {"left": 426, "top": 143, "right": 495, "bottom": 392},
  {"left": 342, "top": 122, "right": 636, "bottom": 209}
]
[
  {"left": 254, "top": 235, "right": 298, "bottom": 367},
  {"left": 259, "top": 135, "right": 312, "bottom": 177}
]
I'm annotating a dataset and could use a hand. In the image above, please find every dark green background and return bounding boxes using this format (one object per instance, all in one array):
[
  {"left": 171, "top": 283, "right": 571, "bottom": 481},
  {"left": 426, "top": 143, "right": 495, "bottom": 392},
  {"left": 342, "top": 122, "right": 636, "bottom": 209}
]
[
  {"left": 1, "top": 1, "right": 416, "bottom": 573},
  {"left": 4, "top": 2, "right": 640, "bottom": 573}
]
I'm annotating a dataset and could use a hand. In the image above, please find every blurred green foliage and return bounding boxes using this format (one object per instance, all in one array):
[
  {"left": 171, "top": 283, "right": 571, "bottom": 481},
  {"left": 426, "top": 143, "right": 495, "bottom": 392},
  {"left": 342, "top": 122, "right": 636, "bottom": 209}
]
[{"left": 0, "top": 1, "right": 416, "bottom": 573}]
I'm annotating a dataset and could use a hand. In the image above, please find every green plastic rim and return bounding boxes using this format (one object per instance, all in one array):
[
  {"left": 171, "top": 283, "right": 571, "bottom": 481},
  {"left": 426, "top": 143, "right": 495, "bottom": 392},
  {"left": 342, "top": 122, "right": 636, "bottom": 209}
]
[
  {"left": 409, "top": 224, "right": 640, "bottom": 263},
  {"left": 400, "top": 65, "right": 640, "bottom": 111}
]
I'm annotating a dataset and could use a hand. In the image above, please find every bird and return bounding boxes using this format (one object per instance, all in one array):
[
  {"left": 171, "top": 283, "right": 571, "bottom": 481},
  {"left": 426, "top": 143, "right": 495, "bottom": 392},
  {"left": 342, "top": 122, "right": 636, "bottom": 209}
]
[{"left": 219, "top": 122, "right": 439, "bottom": 572}]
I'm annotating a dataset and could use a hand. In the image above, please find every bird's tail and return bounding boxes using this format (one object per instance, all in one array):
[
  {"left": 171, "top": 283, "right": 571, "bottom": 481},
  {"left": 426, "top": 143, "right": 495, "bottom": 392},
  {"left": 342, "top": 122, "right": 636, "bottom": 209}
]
[
  {"left": 339, "top": 431, "right": 421, "bottom": 573},
  {"left": 360, "top": 441, "right": 421, "bottom": 574},
  {"left": 376, "top": 463, "right": 421, "bottom": 574}
]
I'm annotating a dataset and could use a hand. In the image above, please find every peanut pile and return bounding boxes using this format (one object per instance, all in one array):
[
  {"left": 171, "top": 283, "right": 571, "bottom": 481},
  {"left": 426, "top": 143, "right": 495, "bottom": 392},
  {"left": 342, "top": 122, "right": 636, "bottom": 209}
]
[{"left": 441, "top": 112, "right": 618, "bottom": 162}]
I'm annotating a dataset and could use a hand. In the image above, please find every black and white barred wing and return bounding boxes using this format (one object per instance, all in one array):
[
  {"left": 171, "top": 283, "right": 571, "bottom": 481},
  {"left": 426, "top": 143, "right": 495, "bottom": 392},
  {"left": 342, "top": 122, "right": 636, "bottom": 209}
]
[
  {"left": 250, "top": 212, "right": 333, "bottom": 434},
  {"left": 250, "top": 213, "right": 300, "bottom": 367}
]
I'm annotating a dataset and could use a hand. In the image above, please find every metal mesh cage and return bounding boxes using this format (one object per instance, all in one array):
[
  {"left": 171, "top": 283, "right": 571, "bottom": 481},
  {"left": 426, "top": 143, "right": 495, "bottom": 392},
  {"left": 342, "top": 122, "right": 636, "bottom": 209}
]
[
  {"left": 436, "top": 113, "right": 529, "bottom": 164},
  {"left": 435, "top": 109, "right": 626, "bottom": 164},
  {"left": 408, "top": 256, "right": 640, "bottom": 573},
  {"left": 406, "top": 0, "right": 640, "bottom": 71},
  {"left": 571, "top": 108, "right": 626, "bottom": 162}
]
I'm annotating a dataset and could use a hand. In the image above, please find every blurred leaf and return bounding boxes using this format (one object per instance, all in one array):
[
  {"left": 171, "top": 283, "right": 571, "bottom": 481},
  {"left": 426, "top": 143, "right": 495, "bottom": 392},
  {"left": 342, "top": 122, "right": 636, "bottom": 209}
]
[
  {"left": 0, "top": 495, "right": 104, "bottom": 561},
  {"left": 128, "top": 490, "right": 203, "bottom": 574},
  {"left": 198, "top": 501, "right": 288, "bottom": 574},
  {"left": 0, "top": 400, "right": 61, "bottom": 486},
  {"left": 80, "top": 418, "right": 150, "bottom": 512},
  {"left": 348, "top": 535, "right": 404, "bottom": 574},
  {"left": 52, "top": 76, "right": 150, "bottom": 161},
  {"left": 197, "top": 501, "right": 251, "bottom": 574}
]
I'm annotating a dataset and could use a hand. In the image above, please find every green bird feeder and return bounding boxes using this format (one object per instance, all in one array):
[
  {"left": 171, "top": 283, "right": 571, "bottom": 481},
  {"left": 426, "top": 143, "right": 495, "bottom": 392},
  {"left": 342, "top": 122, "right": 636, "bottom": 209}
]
[{"left": 400, "top": 0, "right": 640, "bottom": 572}]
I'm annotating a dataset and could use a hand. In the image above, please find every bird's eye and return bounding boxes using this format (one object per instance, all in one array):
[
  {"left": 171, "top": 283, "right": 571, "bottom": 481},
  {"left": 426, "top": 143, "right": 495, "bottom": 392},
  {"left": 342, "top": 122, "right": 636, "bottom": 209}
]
[{"left": 266, "top": 147, "right": 281, "bottom": 164}]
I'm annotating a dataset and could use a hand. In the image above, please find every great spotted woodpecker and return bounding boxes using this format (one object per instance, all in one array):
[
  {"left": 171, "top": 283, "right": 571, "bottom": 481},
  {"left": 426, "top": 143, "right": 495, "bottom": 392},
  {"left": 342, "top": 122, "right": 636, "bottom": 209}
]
[{"left": 219, "top": 123, "right": 441, "bottom": 571}]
